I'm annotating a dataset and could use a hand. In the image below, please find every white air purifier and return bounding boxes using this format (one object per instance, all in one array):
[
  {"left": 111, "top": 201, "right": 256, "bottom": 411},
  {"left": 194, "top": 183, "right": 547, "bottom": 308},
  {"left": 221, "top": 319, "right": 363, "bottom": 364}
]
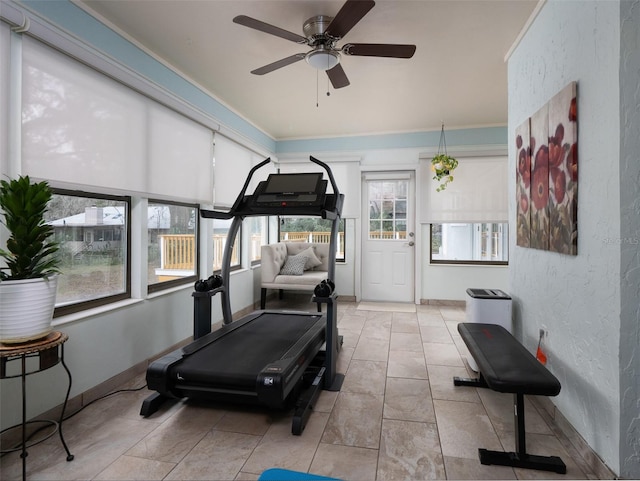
[{"left": 464, "top": 288, "right": 512, "bottom": 372}]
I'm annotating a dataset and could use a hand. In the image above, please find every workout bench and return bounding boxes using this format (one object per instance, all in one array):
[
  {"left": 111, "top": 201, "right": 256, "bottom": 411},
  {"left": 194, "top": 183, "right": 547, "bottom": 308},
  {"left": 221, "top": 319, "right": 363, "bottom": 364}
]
[{"left": 453, "top": 322, "right": 566, "bottom": 474}]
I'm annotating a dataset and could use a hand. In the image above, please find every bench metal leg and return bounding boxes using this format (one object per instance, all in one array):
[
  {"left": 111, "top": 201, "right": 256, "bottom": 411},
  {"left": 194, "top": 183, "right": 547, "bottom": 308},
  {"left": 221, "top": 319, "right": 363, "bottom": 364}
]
[
  {"left": 478, "top": 393, "right": 567, "bottom": 474},
  {"left": 453, "top": 373, "right": 488, "bottom": 388},
  {"left": 479, "top": 449, "right": 567, "bottom": 474}
]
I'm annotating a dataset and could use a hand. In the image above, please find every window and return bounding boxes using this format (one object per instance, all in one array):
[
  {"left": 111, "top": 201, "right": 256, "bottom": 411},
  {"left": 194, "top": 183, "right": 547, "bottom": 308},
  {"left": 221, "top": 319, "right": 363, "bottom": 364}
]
[
  {"left": 46, "top": 190, "right": 130, "bottom": 315},
  {"left": 430, "top": 223, "right": 509, "bottom": 264},
  {"left": 367, "top": 180, "right": 408, "bottom": 240},
  {"left": 279, "top": 217, "right": 346, "bottom": 262},
  {"left": 148, "top": 201, "right": 198, "bottom": 292},
  {"left": 247, "top": 217, "right": 268, "bottom": 266},
  {"left": 213, "top": 219, "right": 241, "bottom": 272}
]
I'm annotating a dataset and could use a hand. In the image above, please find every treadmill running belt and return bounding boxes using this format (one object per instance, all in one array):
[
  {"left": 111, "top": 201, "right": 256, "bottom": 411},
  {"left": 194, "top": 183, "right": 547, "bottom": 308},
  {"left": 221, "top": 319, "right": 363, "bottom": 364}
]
[{"left": 172, "top": 312, "right": 322, "bottom": 390}]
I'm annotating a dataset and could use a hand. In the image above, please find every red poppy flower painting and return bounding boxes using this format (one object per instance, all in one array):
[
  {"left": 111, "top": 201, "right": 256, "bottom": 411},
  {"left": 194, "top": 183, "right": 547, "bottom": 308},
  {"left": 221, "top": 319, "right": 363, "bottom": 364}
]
[
  {"left": 515, "top": 119, "right": 531, "bottom": 247},
  {"left": 514, "top": 81, "right": 578, "bottom": 255},
  {"left": 529, "top": 104, "right": 549, "bottom": 251},
  {"left": 547, "top": 82, "right": 578, "bottom": 255}
]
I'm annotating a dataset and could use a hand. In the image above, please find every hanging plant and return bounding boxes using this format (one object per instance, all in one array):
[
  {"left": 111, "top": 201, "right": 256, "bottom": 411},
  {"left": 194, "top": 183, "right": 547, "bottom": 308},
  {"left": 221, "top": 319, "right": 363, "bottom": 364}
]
[{"left": 431, "top": 123, "right": 458, "bottom": 192}]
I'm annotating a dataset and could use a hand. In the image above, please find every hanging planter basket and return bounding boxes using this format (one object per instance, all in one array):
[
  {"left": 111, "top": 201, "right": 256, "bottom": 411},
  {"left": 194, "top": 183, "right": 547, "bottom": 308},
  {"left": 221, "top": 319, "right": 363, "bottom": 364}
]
[{"left": 431, "top": 124, "right": 458, "bottom": 192}]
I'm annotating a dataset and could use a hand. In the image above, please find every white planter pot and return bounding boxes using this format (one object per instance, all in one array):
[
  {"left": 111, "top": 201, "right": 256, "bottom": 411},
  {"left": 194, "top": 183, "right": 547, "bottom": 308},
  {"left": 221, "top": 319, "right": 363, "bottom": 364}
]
[{"left": 0, "top": 276, "right": 58, "bottom": 344}]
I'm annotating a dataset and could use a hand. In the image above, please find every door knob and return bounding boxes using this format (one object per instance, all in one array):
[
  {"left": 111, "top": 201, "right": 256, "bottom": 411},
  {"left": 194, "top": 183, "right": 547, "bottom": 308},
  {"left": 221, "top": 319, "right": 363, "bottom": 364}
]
[{"left": 408, "top": 241, "right": 415, "bottom": 247}]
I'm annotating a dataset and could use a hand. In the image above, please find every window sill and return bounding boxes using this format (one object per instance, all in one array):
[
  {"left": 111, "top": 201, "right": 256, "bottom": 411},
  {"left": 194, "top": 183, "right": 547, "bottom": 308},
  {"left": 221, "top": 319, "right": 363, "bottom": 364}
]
[{"left": 52, "top": 298, "right": 144, "bottom": 327}]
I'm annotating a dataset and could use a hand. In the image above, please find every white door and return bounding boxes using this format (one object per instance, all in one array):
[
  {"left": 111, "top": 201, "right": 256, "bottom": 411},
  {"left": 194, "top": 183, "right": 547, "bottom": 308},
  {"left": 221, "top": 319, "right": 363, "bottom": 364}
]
[{"left": 361, "top": 172, "right": 415, "bottom": 302}]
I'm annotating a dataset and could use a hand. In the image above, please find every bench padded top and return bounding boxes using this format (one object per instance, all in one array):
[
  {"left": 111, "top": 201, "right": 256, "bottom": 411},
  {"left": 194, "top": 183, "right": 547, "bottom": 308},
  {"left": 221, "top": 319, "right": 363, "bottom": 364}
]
[{"left": 458, "top": 323, "right": 561, "bottom": 396}]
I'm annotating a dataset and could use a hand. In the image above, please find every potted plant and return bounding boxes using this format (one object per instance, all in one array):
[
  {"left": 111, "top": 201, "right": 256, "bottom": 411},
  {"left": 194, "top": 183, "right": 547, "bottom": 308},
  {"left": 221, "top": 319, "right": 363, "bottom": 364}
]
[
  {"left": 0, "top": 175, "right": 60, "bottom": 344},
  {"left": 431, "top": 123, "right": 459, "bottom": 192},
  {"left": 431, "top": 153, "right": 458, "bottom": 192}
]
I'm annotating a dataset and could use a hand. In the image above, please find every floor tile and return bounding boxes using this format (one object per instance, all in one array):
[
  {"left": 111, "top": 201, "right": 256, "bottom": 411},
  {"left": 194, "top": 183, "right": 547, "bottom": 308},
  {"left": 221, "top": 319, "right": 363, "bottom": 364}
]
[
  {"left": 424, "top": 342, "right": 465, "bottom": 367},
  {"left": 391, "top": 312, "right": 420, "bottom": 332},
  {"left": 94, "top": 455, "right": 175, "bottom": 480},
  {"left": 390, "top": 331, "right": 424, "bottom": 351},
  {"left": 433, "top": 399, "right": 503, "bottom": 460},
  {"left": 352, "top": 336, "right": 389, "bottom": 362},
  {"left": 443, "top": 455, "right": 516, "bottom": 479},
  {"left": 342, "top": 359, "right": 387, "bottom": 394},
  {"left": 496, "top": 430, "right": 588, "bottom": 479},
  {"left": 427, "top": 364, "right": 481, "bottom": 403},
  {"left": 378, "top": 419, "right": 446, "bottom": 480},
  {"left": 420, "top": 325, "right": 454, "bottom": 344},
  {"left": 477, "top": 389, "right": 553, "bottom": 435},
  {"left": 126, "top": 404, "right": 225, "bottom": 463},
  {"left": 309, "top": 443, "right": 379, "bottom": 481},
  {"left": 164, "top": 430, "right": 260, "bottom": 480},
  {"left": 241, "top": 412, "right": 329, "bottom": 475},
  {"left": 387, "top": 349, "right": 428, "bottom": 379},
  {"left": 383, "top": 377, "right": 435, "bottom": 423},
  {"left": 321, "top": 392, "right": 383, "bottom": 449}
]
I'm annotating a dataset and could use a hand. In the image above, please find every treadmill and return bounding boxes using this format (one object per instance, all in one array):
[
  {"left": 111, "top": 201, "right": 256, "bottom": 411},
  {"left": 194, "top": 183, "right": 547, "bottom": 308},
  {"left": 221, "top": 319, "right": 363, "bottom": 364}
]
[{"left": 140, "top": 156, "right": 344, "bottom": 434}]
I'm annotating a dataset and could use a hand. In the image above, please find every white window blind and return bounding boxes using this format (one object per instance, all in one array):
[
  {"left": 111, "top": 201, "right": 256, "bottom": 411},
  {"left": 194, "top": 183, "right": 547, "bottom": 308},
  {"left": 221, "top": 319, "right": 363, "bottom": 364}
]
[
  {"left": 21, "top": 37, "right": 213, "bottom": 203},
  {"left": 0, "top": 22, "right": 9, "bottom": 172},
  {"left": 420, "top": 156, "right": 508, "bottom": 223},
  {"left": 277, "top": 160, "right": 360, "bottom": 218},
  {"left": 212, "top": 133, "right": 254, "bottom": 208}
]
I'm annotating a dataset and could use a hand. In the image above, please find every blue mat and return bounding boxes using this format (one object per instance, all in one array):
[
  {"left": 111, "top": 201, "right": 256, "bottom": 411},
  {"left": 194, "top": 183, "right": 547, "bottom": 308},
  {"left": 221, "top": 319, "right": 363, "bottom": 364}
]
[{"left": 258, "top": 468, "right": 341, "bottom": 480}]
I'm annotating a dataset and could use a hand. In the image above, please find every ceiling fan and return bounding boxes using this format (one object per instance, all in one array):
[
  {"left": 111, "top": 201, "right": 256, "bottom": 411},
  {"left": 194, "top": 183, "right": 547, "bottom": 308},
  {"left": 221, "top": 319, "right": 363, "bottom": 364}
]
[{"left": 233, "top": 0, "right": 416, "bottom": 89}]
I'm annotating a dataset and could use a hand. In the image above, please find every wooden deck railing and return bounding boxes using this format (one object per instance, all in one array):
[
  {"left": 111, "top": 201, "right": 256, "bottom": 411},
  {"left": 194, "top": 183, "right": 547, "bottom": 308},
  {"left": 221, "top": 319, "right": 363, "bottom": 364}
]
[
  {"left": 159, "top": 231, "right": 346, "bottom": 271},
  {"left": 280, "top": 232, "right": 345, "bottom": 258},
  {"left": 159, "top": 234, "right": 195, "bottom": 270}
]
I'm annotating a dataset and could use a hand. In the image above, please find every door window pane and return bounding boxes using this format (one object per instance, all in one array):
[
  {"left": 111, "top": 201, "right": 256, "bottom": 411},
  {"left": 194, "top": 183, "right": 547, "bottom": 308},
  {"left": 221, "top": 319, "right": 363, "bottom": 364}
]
[{"left": 367, "top": 180, "right": 408, "bottom": 240}]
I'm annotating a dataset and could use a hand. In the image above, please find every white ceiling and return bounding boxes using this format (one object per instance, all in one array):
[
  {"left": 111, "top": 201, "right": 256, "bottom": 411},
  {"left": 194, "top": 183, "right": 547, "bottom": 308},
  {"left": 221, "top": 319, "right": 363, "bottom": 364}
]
[{"left": 76, "top": 0, "right": 538, "bottom": 141}]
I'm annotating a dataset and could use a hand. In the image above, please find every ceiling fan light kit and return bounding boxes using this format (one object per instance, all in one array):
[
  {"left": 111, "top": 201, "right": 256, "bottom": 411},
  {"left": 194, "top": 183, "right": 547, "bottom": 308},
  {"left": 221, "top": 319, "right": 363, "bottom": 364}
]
[
  {"left": 233, "top": 0, "right": 416, "bottom": 89},
  {"left": 306, "top": 49, "right": 340, "bottom": 70}
]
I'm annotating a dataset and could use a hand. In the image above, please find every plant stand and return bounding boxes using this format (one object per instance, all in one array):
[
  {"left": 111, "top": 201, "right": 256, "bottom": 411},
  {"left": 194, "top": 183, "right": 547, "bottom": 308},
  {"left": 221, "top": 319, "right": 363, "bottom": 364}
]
[{"left": 0, "top": 331, "right": 74, "bottom": 481}]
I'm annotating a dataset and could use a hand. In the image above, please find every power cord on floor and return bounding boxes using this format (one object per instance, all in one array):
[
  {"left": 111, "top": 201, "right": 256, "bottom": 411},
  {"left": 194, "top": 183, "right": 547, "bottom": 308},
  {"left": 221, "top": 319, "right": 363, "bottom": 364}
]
[{"left": 63, "top": 383, "right": 148, "bottom": 421}]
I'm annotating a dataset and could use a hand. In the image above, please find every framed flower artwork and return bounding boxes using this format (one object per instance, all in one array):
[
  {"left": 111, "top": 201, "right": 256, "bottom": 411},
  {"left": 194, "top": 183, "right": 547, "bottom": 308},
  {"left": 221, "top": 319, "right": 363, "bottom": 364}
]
[{"left": 515, "top": 81, "right": 578, "bottom": 255}]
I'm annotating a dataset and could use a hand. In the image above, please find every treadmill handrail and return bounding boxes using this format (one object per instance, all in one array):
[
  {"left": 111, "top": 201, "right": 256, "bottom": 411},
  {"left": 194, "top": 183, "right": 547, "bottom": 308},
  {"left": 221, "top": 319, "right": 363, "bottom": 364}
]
[
  {"left": 230, "top": 157, "right": 271, "bottom": 213},
  {"left": 310, "top": 156, "right": 340, "bottom": 199}
]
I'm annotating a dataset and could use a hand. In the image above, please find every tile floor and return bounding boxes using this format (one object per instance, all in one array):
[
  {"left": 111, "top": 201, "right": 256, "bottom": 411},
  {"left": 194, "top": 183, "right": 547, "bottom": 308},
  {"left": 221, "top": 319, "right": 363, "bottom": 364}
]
[{"left": 1, "top": 299, "right": 599, "bottom": 480}]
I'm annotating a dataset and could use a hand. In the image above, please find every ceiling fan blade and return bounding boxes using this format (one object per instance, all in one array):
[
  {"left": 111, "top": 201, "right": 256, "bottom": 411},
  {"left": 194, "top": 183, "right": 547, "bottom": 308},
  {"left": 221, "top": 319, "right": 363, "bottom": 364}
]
[
  {"left": 343, "top": 43, "right": 417, "bottom": 58},
  {"left": 233, "top": 15, "right": 307, "bottom": 44},
  {"left": 324, "top": 0, "right": 375, "bottom": 39},
  {"left": 326, "top": 63, "right": 350, "bottom": 89},
  {"left": 251, "top": 53, "right": 306, "bottom": 75}
]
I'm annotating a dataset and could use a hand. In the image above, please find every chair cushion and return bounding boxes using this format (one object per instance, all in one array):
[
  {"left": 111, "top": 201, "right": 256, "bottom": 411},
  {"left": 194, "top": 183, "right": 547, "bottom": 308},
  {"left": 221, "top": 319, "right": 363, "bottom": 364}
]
[
  {"left": 279, "top": 254, "right": 307, "bottom": 276},
  {"left": 300, "top": 246, "right": 323, "bottom": 270}
]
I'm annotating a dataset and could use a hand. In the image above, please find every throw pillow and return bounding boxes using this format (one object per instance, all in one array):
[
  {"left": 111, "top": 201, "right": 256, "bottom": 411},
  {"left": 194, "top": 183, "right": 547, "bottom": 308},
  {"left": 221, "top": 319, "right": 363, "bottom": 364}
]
[
  {"left": 279, "top": 254, "right": 308, "bottom": 276},
  {"left": 300, "top": 246, "right": 323, "bottom": 270}
]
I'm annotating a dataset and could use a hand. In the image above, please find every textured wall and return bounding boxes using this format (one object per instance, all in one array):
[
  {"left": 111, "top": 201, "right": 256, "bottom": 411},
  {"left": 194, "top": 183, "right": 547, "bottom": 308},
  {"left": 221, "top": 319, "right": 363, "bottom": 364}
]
[
  {"left": 619, "top": 1, "right": 640, "bottom": 477},
  {"left": 508, "top": 0, "right": 621, "bottom": 472}
]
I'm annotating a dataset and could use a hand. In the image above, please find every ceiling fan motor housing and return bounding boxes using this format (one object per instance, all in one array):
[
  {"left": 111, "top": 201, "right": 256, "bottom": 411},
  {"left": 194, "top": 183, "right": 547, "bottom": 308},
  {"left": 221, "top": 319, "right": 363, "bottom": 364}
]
[{"left": 303, "top": 15, "right": 337, "bottom": 45}]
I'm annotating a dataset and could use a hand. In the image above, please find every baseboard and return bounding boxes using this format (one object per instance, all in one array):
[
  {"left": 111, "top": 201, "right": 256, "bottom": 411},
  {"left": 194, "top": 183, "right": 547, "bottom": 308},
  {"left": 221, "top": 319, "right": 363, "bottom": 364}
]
[
  {"left": 530, "top": 396, "right": 616, "bottom": 479},
  {"left": 420, "top": 298, "right": 466, "bottom": 308}
]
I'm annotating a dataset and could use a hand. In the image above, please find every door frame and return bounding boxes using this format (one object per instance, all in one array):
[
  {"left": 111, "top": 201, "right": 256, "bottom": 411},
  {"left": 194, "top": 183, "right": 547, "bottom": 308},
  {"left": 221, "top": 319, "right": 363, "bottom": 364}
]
[{"left": 356, "top": 169, "right": 421, "bottom": 304}]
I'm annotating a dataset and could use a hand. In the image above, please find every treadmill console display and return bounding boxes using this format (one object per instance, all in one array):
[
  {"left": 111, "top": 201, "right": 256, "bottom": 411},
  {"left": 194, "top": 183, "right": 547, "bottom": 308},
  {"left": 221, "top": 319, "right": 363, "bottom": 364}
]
[{"left": 254, "top": 173, "right": 326, "bottom": 207}]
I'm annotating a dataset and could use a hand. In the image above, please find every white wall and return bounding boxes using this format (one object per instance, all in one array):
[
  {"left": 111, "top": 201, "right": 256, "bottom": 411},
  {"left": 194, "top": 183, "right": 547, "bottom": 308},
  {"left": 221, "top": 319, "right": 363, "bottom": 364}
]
[
  {"left": 508, "top": 0, "right": 621, "bottom": 472},
  {"left": 618, "top": 0, "right": 640, "bottom": 476}
]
